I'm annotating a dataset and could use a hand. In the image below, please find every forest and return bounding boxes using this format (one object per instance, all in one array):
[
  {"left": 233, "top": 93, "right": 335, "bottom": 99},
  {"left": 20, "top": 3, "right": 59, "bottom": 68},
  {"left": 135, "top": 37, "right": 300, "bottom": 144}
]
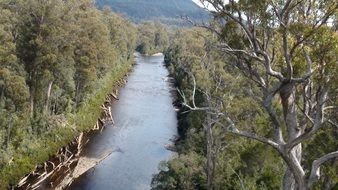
[
  {"left": 0, "top": 0, "right": 170, "bottom": 188},
  {"left": 0, "top": 0, "right": 337, "bottom": 189},
  {"left": 0, "top": 0, "right": 139, "bottom": 188},
  {"left": 151, "top": 1, "right": 338, "bottom": 190}
]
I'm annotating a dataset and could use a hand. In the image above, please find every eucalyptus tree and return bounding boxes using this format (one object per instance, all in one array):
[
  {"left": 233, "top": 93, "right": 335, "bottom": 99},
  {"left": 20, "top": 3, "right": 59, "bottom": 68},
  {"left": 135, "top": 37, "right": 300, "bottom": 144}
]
[
  {"left": 187, "top": 0, "right": 338, "bottom": 189},
  {"left": 0, "top": 0, "right": 139, "bottom": 188},
  {"left": 14, "top": 0, "right": 78, "bottom": 116},
  {"left": 0, "top": 6, "right": 29, "bottom": 148},
  {"left": 102, "top": 8, "right": 137, "bottom": 62},
  {"left": 161, "top": 28, "right": 248, "bottom": 190},
  {"left": 72, "top": 1, "right": 112, "bottom": 107}
]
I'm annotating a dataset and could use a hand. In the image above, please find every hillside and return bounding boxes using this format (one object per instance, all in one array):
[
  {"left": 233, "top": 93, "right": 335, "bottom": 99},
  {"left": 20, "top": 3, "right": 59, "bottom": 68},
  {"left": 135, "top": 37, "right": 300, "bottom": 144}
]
[{"left": 96, "top": 0, "right": 209, "bottom": 25}]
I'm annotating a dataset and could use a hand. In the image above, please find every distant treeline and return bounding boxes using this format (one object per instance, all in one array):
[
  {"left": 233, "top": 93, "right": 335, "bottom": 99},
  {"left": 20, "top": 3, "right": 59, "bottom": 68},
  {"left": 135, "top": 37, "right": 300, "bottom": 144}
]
[{"left": 136, "top": 22, "right": 169, "bottom": 55}]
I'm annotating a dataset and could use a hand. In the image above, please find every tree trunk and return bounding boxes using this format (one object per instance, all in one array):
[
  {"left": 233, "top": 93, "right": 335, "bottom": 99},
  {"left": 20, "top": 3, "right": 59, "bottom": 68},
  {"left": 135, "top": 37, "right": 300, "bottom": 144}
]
[
  {"left": 280, "top": 82, "right": 305, "bottom": 190},
  {"left": 283, "top": 168, "right": 296, "bottom": 190},
  {"left": 45, "top": 81, "right": 53, "bottom": 114},
  {"left": 206, "top": 117, "right": 214, "bottom": 190},
  {"left": 205, "top": 108, "right": 217, "bottom": 190}
]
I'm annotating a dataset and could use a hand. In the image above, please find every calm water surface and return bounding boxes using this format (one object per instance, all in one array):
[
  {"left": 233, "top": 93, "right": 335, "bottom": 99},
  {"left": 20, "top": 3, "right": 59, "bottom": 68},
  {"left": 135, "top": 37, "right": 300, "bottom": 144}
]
[{"left": 68, "top": 54, "right": 177, "bottom": 190}]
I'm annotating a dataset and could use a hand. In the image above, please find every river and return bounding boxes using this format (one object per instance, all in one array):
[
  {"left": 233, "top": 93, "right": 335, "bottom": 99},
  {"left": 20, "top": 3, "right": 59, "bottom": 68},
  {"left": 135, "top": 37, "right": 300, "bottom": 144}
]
[{"left": 67, "top": 53, "right": 178, "bottom": 190}]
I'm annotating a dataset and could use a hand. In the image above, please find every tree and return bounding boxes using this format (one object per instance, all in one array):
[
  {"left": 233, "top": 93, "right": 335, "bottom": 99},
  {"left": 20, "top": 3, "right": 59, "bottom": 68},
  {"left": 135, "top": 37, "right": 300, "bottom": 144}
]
[
  {"left": 0, "top": 6, "right": 30, "bottom": 148},
  {"left": 102, "top": 8, "right": 137, "bottom": 61},
  {"left": 14, "top": 0, "right": 78, "bottom": 116},
  {"left": 71, "top": 1, "right": 111, "bottom": 107},
  {"left": 0, "top": 0, "right": 138, "bottom": 188},
  {"left": 155, "top": 27, "right": 290, "bottom": 190},
  {"left": 185, "top": 0, "right": 338, "bottom": 189}
]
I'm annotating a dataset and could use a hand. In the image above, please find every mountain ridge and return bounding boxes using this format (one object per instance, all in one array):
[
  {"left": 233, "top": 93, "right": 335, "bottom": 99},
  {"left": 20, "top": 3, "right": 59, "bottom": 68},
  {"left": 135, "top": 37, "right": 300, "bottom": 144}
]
[{"left": 96, "top": 0, "right": 209, "bottom": 25}]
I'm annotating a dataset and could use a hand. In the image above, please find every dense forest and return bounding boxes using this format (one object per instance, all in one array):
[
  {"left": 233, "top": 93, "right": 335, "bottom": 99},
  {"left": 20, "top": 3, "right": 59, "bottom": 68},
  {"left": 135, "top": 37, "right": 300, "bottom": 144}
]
[
  {"left": 0, "top": 0, "right": 139, "bottom": 188},
  {"left": 152, "top": 1, "right": 338, "bottom": 190},
  {"left": 136, "top": 22, "right": 169, "bottom": 55}
]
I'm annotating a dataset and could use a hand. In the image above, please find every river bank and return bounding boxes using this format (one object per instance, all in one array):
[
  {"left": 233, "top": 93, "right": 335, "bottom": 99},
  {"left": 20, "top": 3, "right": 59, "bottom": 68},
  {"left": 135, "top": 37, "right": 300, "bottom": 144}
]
[
  {"left": 12, "top": 58, "right": 135, "bottom": 190},
  {"left": 13, "top": 53, "right": 178, "bottom": 190}
]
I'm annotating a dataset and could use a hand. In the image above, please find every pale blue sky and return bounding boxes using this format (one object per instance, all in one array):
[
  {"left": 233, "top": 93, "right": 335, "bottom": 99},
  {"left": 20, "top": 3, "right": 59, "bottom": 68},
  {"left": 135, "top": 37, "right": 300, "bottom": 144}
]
[
  {"left": 192, "top": 0, "right": 216, "bottom": 10},
  {"left": 192, "top": 0, "right": 203, "bottom": 6}
]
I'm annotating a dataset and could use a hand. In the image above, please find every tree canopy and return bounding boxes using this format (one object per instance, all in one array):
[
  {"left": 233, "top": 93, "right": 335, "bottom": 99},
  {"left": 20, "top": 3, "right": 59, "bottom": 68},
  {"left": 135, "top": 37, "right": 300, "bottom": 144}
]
[
  {"left": 153, "top": 1, "right": 338, "bottom": 189},
  {"left": 0, "top": 0, "right": 137, "bottom": 188}
]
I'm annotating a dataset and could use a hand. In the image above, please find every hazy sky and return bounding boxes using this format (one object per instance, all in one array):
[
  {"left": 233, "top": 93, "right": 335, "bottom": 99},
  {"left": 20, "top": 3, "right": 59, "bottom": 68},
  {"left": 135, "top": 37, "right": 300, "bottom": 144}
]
[
  {"left": 192, "top": 0, "right": 216, "bottom": 11},
  {"left": 192, "top": 0, "right": 203, "bottom": 6}
]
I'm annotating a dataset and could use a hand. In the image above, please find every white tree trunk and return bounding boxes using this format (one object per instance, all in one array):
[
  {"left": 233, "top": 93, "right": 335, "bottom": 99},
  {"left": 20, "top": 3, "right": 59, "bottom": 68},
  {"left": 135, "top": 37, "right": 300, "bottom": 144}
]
[
  {"left": 45, "top": 81, "right": 53, "bottom": 114},
  {"left": 280, "top": 83, "right": 306, "bottom": 190}
]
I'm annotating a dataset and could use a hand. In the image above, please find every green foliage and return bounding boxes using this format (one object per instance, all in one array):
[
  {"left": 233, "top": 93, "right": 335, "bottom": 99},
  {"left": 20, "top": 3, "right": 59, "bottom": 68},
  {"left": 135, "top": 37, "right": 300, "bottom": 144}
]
[
  {"left": 152, "top": 28, "right": 287, "bottom": 190},
  {"left": 154, "top": 0, "right": 338, "bottom": 189},
  {"left": 304, "top": 127, "right": 338, "bottom": 189},
  {"left": 136, "top": 22, "right": 169, "bottom": 55},
  {"left": 154, "top": 23, "right": 338, "bottom": 189},
  {"left": 152, "top": 152, "right": 207, "bottom": 190},
  {"left": 0, "top": 0, "right": 137, "bottom": 189},
  {"left": 73, "top": 60, "right": 133, "bottom": 131}
]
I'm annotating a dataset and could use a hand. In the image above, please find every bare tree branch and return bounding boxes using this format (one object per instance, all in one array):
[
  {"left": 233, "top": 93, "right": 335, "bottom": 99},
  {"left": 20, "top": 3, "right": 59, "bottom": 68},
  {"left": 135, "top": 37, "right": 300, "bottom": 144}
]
[
  {"left": 216, "top": 114, "right": 281, "bottom": 150},
  {"left": 308, "top": 151, "right": 338, "bottom": 188},
  {"left": 286, "top": 87, "right": 328, "bottom": 151}
]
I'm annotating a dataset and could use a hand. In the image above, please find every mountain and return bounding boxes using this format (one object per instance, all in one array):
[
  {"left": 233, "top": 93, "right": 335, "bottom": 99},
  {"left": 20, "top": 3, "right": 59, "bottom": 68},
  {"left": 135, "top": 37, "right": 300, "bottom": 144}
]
[{"left": 96, "top": 0, "right": 209, "bottom": 25}]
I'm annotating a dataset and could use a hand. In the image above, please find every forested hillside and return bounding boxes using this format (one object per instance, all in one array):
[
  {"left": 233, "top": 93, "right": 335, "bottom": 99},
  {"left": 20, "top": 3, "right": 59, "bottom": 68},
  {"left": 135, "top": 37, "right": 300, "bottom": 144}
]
[
  {"left": 95, "top": 0, "right": 209, "bottom": 25},
  {"left": 152, "top": 1, "right": 338, "bottom": 190},
  {"left": 0, "top": 0, "right": 137, "bottom": 188}
]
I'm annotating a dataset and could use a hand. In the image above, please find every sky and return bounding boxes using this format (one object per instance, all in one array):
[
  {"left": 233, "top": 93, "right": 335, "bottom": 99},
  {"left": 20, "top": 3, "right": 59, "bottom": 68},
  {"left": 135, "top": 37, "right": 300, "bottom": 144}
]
[
  {"left": 192, "top": 0, "right": 203, "bottom": 7},
  {"left": 192, "top": 0, "right": 217, "bottom": 11}
]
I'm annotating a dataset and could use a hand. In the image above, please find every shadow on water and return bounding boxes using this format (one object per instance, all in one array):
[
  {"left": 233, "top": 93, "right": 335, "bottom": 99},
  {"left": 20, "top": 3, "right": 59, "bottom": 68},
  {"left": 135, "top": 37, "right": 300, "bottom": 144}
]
[{"left": 68, "top": 54, "right": 178, "bottom": 190}]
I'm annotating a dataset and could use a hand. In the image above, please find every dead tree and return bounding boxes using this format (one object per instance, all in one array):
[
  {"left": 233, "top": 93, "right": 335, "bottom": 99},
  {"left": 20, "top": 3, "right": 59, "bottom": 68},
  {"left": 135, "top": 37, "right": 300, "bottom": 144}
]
[{"left": 180, "top": 0, "right": 338, "bottom": 189}]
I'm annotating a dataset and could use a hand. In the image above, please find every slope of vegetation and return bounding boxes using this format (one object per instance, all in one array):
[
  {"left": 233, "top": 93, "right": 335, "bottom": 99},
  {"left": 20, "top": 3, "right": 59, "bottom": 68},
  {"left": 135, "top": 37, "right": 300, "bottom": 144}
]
[
  {"left": 152, "top": 1, "right": 338, "bottom": 189},
  {"left": 0, "top": 0, "right": 137, "bottom": 189},
  {"left": 95, "top": 0, "right": 209, "bottom": 25}
]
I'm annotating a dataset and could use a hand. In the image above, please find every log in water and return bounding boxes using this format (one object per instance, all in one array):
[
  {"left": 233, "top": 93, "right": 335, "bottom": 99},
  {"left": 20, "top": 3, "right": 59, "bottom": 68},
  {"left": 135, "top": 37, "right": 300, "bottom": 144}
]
[{"left": 68, "top": 53, "right": 178, "bottom": 190}]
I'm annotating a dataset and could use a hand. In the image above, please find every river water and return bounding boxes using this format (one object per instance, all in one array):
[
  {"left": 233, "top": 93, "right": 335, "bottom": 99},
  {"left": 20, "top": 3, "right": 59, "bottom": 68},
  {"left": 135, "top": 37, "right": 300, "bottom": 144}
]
[{"left": 68, "top": 54, "right": 177, "bottom": 190}]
